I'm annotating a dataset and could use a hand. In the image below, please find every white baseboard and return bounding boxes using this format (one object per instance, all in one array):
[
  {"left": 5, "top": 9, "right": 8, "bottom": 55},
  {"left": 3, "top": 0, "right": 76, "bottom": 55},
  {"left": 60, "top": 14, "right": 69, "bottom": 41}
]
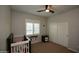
[{"left": 67, "top": 48, "right": 79, "bottom": 53}]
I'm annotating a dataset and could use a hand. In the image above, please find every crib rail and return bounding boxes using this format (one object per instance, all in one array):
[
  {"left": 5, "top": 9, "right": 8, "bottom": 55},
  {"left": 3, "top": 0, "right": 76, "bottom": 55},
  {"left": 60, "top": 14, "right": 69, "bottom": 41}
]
[
  {"left": 11, "top": 40, "right": 30, "bottom": 53},
  {"left": 7, "top": 33, "right": 31, "bottom": 53}
]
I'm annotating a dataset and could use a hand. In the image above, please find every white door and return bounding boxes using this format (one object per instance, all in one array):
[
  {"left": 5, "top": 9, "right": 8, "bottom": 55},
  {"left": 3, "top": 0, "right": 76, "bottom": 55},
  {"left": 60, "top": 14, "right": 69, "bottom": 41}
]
[{"left": 49, "top": 22, "right": 69, "bottom": 47}]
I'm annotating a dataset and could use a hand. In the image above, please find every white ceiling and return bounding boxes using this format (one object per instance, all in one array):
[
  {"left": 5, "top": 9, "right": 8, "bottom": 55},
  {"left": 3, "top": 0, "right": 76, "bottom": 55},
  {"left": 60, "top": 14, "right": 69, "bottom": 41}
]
[{"left": 11, "top": 5, "right": 79, "bottom": 17}]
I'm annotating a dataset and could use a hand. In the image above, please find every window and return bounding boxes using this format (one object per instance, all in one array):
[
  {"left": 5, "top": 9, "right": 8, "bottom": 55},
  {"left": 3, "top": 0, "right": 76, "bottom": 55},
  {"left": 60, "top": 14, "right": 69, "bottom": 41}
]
[
  {"left": 26, "top": 22, "right": 40, "bottom": 35},
  {"left": 26, "top": 23, "right": 33, "bottom": 35}
]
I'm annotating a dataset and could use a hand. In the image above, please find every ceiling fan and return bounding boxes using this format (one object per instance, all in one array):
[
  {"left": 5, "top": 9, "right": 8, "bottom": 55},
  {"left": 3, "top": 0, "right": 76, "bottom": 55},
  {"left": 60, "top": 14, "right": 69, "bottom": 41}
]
[{"left": 37, "top": 5, "right": 54, "bottom": 13}]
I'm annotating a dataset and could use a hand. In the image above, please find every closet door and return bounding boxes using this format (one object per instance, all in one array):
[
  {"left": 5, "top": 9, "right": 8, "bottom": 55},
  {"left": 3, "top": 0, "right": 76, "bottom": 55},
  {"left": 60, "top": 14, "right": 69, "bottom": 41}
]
[
  {"left": 57, "top": 23, "right": 68, "bottom": 47},
  {"left": 50, "top": 22, "right": 69, "bottom": 47},
  {"left": 49, "top": 23, "right": 57, "bottom": 43}
]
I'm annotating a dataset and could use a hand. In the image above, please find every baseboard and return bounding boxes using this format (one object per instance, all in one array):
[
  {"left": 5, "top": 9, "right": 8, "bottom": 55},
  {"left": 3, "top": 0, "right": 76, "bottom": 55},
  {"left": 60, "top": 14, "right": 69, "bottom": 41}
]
[{"left": 67, "top": 48, "right": 79, "bottom": 53}]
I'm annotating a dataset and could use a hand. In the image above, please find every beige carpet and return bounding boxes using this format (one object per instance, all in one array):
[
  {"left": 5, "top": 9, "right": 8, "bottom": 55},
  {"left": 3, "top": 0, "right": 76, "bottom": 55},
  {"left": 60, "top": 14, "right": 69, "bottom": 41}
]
[{"left": 31, "top": 42, "right": 74, "bottom": 53}]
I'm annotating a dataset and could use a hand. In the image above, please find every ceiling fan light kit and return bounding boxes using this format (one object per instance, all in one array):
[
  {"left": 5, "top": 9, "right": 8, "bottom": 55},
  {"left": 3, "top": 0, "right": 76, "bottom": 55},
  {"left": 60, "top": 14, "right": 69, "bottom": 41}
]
[
  {"left": 45, "top": 9, "right": 49, "bottom": 12},
  {"left": 37, "top": 5, "right": 54, "bottom": 13}
]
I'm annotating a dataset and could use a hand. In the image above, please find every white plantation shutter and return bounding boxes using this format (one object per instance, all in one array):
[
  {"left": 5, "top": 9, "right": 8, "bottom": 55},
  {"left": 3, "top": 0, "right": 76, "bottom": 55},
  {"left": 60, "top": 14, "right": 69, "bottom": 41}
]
[
  {"left": 26, "top": 23, "right": 33, "bottom": 35},
  {"left": 34, "top": 23, "right": 40, "bottom": 34},
  {"left": 26, "top": 19, "right": 40, "bottom": 35}
]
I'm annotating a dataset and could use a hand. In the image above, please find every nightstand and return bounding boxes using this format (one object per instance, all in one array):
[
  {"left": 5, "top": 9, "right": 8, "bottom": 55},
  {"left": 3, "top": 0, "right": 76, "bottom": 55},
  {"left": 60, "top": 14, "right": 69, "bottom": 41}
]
[{"left": 42, "top": 35, "right": 49, "bottom": 42}]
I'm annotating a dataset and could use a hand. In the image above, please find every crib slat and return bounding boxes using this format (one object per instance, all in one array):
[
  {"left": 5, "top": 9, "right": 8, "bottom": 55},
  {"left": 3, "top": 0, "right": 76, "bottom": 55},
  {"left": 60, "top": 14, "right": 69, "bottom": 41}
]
[
  {"left": 23, "top": 44, "right": 25, "bottom": 53},
  {"left": 21, "top": 45, "right": 23, "bottom": 53},
  {"left": 19, "top": 45, "right": 21, "bottom": 53},
  {"left": 13, "top": 46, "right": 15, "bottom": 53},
  {"left": 28, "top": 43, "right": 29, "bottom": 52},
  {"left": 25, "top": 44, "right": 27, "bottom": 52},
  {"left": 22, "top": 45, "right": 24, "bottom": 52},
  {"left": 16, "top": 46, "right": 19, "bottom": 52},
  {"left": 24, "top": 44, "right": 26, "bottom": 53}
]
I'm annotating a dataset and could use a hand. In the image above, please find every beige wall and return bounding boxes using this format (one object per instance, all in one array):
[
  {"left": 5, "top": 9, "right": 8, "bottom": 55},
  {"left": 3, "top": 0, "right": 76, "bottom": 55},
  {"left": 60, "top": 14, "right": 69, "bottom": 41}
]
[
  {"left": 11, "top": 10, "right": 48, "bottom": 43},
  {"left": 47, "top": 7, "right": 79, "bottom": 52},
  {"left": 0, "top": 6, "right": 11, "bottom": 51},
  {"left": 0, "top": 5, "right": 79, "bottom": 52}
]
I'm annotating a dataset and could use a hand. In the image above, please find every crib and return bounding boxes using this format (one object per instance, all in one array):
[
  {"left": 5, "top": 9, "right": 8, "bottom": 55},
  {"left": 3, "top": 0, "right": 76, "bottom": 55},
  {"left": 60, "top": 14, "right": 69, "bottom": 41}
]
[{"left": 7, "top": 33, "right": 31, "bottom": 53}]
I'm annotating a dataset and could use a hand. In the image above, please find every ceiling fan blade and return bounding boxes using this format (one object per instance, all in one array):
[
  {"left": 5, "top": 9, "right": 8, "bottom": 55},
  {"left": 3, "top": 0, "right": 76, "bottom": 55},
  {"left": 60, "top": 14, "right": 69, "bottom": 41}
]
[
  {"left": 37, "top": 10, "right": 45, "bottom": 12},
  {"left": 50, "top": 10, "right": 54, "bottom": 13}
]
